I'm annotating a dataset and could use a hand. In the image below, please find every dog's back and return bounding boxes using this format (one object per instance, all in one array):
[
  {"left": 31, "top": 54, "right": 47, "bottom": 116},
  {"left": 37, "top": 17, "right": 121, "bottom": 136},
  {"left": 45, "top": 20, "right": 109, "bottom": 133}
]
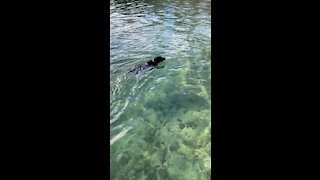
[{"left": 129, "top": 64, "right": 148, "bottom": 74}]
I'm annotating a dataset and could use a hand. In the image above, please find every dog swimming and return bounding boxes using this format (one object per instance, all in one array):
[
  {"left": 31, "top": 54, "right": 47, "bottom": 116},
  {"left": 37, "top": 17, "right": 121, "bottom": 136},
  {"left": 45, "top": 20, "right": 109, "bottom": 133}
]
[{"left": 128, "top": 56, "right": 166, "bottom": 75}]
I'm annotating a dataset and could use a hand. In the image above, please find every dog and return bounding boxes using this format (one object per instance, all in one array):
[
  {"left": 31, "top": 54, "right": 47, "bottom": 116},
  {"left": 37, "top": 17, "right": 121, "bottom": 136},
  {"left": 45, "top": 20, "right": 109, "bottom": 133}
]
[{"left": 128, "top": 56, "right": 166, "bottom": 74}]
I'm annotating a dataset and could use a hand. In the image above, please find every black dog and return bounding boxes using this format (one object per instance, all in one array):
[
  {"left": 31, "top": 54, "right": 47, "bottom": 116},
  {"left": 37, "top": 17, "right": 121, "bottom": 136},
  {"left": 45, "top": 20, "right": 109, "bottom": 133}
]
[{"left": 129, "top": 56, "right": 166, "bottom": 74}]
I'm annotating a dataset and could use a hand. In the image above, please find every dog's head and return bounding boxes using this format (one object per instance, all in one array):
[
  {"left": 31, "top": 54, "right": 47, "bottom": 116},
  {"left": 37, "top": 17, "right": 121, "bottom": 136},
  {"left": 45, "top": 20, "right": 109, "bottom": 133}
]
[
  {"left": 153, "top": 56, "right": 166, "bottom": 63},
  {"left": 147, "top": 56, "right": 166, "bottom": 66}
]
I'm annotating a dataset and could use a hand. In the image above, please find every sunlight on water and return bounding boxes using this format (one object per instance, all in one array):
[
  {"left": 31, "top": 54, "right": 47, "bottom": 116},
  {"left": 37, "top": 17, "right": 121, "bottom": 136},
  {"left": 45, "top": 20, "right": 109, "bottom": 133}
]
[{"left": 110, "top": 0, "right": 211, "bottom": 179}]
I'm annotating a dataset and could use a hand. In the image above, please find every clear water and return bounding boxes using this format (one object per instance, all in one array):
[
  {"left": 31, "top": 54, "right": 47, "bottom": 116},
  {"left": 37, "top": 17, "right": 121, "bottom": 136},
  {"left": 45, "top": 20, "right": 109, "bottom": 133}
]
[{"left": 110, "top": 0, "right": 211, "bottom": 179}]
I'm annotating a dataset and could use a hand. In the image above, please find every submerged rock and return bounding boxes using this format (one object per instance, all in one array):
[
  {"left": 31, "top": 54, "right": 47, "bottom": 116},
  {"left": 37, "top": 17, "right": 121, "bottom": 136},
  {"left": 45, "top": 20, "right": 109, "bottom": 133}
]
[
  {"left": 179, "top": 123, "right": 185, "bottom": 129},
  {"left": 143, "top": 136, "right": 154, "bottom": 143},
  {"left": 146, "top": 171, "right": 157, "bottom": 180},
  {"left": 157, "top": 168, "right": 169, "bottom": 179},
  {"left": 118, "top": 153, "right": 131, "bottom": 166},
  {"left": 169, "top": 142, "right": 181, "bottom": 152},
  {"left": 177, "top": 144, "right": 194, "bottom": 160}
]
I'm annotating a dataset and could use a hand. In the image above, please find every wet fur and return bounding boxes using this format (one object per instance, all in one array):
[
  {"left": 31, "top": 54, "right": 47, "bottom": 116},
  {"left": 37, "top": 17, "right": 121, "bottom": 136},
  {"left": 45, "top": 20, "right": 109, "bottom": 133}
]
[{"left": 129, "top": 56, "right": 166, "bottom": 74}]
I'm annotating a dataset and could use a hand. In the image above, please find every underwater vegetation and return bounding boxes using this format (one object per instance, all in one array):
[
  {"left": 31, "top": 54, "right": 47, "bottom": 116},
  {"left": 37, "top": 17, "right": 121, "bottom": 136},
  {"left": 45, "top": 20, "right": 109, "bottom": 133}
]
[
  {"left": 110, "top": 81, "right": 211, "bottom": 179},
  {"left": 110, "top": 49, "right": 211, "bottom": 180}
]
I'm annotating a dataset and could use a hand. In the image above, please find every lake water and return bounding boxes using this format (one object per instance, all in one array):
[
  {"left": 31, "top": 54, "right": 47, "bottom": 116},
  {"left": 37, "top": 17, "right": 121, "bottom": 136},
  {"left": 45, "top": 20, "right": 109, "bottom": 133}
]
[{"left": 110, "top": 0, "right": 211, "bottom": 179}]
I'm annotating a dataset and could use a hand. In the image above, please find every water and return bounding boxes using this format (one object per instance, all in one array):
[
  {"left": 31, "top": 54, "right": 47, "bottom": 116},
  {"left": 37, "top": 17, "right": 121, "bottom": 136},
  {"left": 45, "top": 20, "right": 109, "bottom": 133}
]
[{"left": 110, "top": 0, "right": 211, "bottom": 179}]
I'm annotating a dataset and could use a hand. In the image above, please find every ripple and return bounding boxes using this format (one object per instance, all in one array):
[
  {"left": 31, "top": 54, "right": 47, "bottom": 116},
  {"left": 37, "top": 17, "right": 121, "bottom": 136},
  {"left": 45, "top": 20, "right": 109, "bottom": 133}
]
[
  {"left": 110, "top": 0, "right": 211, "bottom": 179},
  {"left": 110, "top": 126, "right": 133, "bottom": 145}
]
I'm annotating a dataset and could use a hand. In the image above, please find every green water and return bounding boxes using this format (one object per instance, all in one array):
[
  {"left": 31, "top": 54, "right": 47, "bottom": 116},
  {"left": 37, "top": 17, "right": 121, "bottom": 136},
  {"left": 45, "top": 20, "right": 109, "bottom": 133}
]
[{"left": 110, "top": 0, "right": 211, "bottom": 179}]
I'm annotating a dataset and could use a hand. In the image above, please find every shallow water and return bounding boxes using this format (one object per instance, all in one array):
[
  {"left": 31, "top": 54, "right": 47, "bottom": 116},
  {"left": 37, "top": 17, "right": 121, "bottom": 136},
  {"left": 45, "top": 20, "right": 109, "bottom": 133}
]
[{"left": 110, "top": 0, "right": 211, "bottom": 179}]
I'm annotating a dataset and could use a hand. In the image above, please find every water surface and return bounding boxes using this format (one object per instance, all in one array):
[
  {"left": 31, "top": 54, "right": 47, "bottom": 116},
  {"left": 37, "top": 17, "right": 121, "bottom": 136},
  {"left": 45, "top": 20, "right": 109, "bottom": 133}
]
[{"left": 110, "top": 0, "right": 211, "bottom": 179}]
